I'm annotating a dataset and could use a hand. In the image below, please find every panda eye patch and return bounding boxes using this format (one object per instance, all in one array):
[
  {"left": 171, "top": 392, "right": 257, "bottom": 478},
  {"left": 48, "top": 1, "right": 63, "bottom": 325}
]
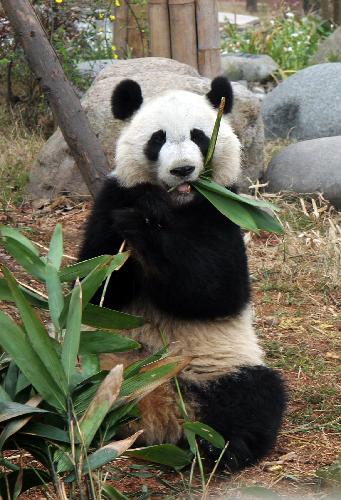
[
  {"left": 191, "top": 129, "right": 210, "bottom": 158},
  {"left": 144, "top": 130, "right": 166, "bottom": 161}
]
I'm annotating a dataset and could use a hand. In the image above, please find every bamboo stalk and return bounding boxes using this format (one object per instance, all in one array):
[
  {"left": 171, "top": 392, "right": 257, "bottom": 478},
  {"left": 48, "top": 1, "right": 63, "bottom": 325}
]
[
  {"left": 168, "top": 0, "right": 198, "bottom": 69},
  {"left": 113, "top": 0, "right": 129, "bottom": 58},
  {"left": 196, "top": 0, "right": 221, "bottom": 78},
  {"left": 149, "top": 0, "right": 171, "bottom": 57}
]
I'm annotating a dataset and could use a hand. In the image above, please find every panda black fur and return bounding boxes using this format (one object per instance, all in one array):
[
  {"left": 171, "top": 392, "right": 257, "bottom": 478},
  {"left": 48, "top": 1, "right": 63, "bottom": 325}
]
[{"left": 79, "top": 77, "right": 286, "bottom": 471}]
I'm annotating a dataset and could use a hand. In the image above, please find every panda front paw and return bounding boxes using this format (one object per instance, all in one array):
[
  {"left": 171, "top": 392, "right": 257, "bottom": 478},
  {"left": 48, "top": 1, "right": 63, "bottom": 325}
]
[{"left": 135, "top": 185, "right": 173, "bottom": 230}]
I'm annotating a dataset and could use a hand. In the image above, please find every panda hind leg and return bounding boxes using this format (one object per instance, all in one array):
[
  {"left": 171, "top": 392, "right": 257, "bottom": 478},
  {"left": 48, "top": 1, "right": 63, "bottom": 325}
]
[{"left": 183, "top": 365, "right": 287, "bottom": 472}]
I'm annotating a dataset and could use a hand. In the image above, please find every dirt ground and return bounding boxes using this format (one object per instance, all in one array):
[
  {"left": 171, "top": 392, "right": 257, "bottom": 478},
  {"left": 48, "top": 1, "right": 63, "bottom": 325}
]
[{"left": 1, "top": 190, "right": 340, "bottom": 499}]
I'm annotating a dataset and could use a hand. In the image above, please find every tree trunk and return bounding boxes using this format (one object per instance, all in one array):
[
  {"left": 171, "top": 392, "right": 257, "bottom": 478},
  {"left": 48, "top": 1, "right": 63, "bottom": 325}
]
[
  {"left": 246, "top": 0, "right": 258, "bottom": 13},
  {"left": 149, "top": 0, "right": 171, "bottom": 58},
  {"left": 321, "top": 0, "right": 330, "bottom": 19},
  {"left": 333, "top": 0, "right": 341, "bottom": 24},
  {"left": 168, "top": 0, "right": 198, "bottom": 70},
  {"left": 196, "top": 0, "right": 221, "bottom": 78},
  {"left": 2, "top": 0, "right": 110, "bottom": 198}
]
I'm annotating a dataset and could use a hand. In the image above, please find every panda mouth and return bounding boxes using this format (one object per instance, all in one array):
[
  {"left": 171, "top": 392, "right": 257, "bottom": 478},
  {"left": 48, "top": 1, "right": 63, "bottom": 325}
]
[{"left": 175, "top": 183, "right": 192, "bottom": 194}]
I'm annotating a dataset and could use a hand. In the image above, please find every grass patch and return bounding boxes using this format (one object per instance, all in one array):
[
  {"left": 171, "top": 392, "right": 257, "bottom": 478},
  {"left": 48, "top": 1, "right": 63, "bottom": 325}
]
[{"left": 0, "top": 104, "right": 44, "bottom": 208}]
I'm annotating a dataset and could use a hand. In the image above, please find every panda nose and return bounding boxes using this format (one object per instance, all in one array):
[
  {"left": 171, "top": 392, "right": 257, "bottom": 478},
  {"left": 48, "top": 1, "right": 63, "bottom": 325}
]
[{"left": 170, "top": 165, "right": 195, "bottom": 177}]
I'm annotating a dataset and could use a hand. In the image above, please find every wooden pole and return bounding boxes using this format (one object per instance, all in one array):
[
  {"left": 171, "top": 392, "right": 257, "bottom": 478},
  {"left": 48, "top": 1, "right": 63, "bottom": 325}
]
[
  {"left": 2, "top": 0, "right": 109, "bottom": 198},
  {"left": 333, "top": 0, "right": 341, "bottom": 24},
  {"left": 168, "top": 0, "right": 198, "bottom": 70},
  {"left": 321, "top": 0, "right": 330, "bottom": 20},
  {"left": 113, "top": 0, "right": 129, "bottom": 58},
  {"left": 149, "top": 0, "right": 171, "bottom": 58},
  {"left": 196, "top": 0, "right": 221, "bottom": 78}
]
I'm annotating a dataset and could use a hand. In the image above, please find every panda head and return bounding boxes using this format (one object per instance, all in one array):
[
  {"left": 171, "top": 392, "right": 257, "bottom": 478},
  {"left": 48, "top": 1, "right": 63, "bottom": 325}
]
[{"left": 110, "top": 77, "right": 241, "bottom": 202}]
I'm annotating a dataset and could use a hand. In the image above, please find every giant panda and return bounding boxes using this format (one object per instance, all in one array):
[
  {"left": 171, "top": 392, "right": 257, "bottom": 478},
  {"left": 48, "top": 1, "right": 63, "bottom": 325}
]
[{"left": 79, "top": 76, "right": 286, "bottom": 471}]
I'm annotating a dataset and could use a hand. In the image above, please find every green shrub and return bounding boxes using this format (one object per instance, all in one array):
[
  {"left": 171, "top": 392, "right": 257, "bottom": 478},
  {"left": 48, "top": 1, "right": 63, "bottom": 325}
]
[{"left": 221, "top": 11, "right": 335, "bottom": 73}]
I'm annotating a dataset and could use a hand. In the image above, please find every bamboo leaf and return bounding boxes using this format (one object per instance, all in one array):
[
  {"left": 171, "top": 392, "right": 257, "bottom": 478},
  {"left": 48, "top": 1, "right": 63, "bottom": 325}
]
[
  {"left": 183, "top": 421, "right": 225, "bottom": 449},
  {"left": 125, "top": 444, "right": 193, "bottom": 469},
  {"left": 61, "top": 281, "right": 82, "bottom": 385},
  {"left": 0, "top": 278, "right": 48, "bottom": 309},
  {"left": 79, "top": 364, "right": 123, "bottom": 449},
  {"left": 65, "top": 431, "right": 143, "bottom": 482},
  {"left": 0, "top": 400, "right": 47, "bottom": 423},
  {"left": 194, "top": 184, "right": 260, "bottom": 232},
  {"left": 58, "top": 255, "right": 111, "bottom": 282},
  {"left": 244, "top": 204, "right": 284, "bottom": 234},
  {"left": 0, "top": 385, "right": 11, "bottom": 403},
  {"left": 22, "top": 422, "right": 72, "bottom": 443},
  {"left": 0, "top": 226, "right": 39, "bottom": 256},
  {"left": 79, "top": 330, "right": 140, "bottom": 355},
  {"left": 47, "top": 223, "right": 63, "bottom": 270},
  {"left": 0, "top": 395, "right": 42, "bottom": 450},
  {"left": 0, "top": 238, "right": 46, "bottom": 281},
  {"left": 82, "top": 303, "right": 144, "bottom": 330},
  {"left": 102, "top": 484, "right": 129, "bottom": 500},
  {"left": 204, "top": 97, "right": 226, "bottom": 170},
  {"left": 45, "top": 263, "right": 64, "bottom": 333},
  {"left": 0, "top": 310, "right": 66, "bottom": 411},
  {"left": 2, "top": 266, "right": 68, "bottom": 396},
  {"left": 194, "top": 177, "right": 280, "bottom": 212}
]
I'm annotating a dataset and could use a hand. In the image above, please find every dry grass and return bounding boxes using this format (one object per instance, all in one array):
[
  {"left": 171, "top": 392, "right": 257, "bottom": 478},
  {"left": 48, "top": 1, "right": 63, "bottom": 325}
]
[{"left": 0, "top": 104, "right": 44, "bottom": 210}]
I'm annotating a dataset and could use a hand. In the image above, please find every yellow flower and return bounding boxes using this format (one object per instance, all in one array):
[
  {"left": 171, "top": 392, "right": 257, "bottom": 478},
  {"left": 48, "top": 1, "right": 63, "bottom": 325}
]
[
  {"left": 98, "top": 12, "right": 105, "bottom": 20},
  {"left": 109, "top": 15, "right": 116, "bottom": 21},
  {"left": 55, "top": 0, "right": 63, "bottom": 3},
  {"left": 115, "top": 0, "right": 121, "bottom": 6},
  {"left": 111, "top": 45, "right": 116, "bottom": 51},
  {"left": 114, "top": 54, "right": 119, "bottom": 60}
]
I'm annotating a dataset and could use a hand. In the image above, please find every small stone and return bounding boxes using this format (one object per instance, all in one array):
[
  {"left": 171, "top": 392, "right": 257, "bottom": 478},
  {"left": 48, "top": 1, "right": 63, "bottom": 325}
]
[{"left": 221, "top": 53, "right": 278, "bottom": 82}]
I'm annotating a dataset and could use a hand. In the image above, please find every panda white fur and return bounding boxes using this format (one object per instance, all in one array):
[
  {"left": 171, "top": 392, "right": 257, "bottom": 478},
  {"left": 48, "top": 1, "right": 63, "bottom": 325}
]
[{"left": 79, "top": 77, "right": 286, "bottom": 471}]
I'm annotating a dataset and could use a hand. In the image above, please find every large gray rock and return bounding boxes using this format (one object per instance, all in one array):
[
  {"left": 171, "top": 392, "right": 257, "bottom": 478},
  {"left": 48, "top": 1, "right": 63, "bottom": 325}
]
[
  {"left": 221, "top": 53, "right": 278, "bottom": 82},
  {"left": 265, "top": 136, "right": 341, "bottom": 208},
  {"left": 309, "top": 27, "right": 341, "bottom": 65},
  {"left": 28, "top": 57, "right": 264, "bottom": 199},
  {"left": 262, "top": 63, "right": 341, "bottom": 141}
]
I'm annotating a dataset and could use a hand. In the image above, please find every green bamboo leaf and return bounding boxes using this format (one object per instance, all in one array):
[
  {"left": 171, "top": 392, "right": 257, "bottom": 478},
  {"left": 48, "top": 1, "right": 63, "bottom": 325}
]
[
  {"left": 0, "top": 239, "right": 46, "bottom": 281},
  {"left": 0, "top": 401, "right": 48, "bottom": 423},
  {"left": 244, "top": 204, "right": 284, "bottom": 234},
  {"left": 194, "top": 177, "right": 280, "bottom": 212},
  {"left": 47, "top": 223, "right": 63, "bottom": 270},
  {"left": 2, "top": 266, "right": 68, "bottom": 396},
  {"left": 125, "top": 444, "right": 193, "bottom": 469},
  {"left": 124, "top": 347, "right": 168, "bottom": 378},
  {"left": 61, "top": 282, "right": 82, "bottom": 385},
  {"left": 82, "top": 303, "right": 144, "bottom": 330},
  {"left": 0, "top": 385, "right": 11, "bottom": 403},
  {"left": 65, "top": 431, "right": 142, "bottom": 482},
  {"left": 79, "top": 365, "right": 123, "bottom": 449},
  {"left": 183, "top": 421, "right": 225, "bottom": 449},
  {"left": 0, "top": 278, "right": 48, "bottom": 309},
  {"left": 194, "top": 184, "right": 259, "bottom": 233},
  {"left": 0, "top": 226, "right": 39, "bottom": 256},
  {"left": 23, "top": 422, "right": 72, "bottom": 443},
  {"left": 0, "top": 309, "right": 66, "bottom": 411},
  {"left": 58, "top": 255, "right": 111, "bottom": 282},
  {"left": 204, "top": 97, "right": 226, "bottom": 170},
  {"left": 79, "top": 331, "right": 140, "bottom": 355},
  {"left": 45, "top": 263, "right": 64, "bottom": 333},
  {"left": 0, "top": 395, "right": 43, "bottom": 450},
  {"left": 120, "top": 363, "right": 177, "bottom": 398},
  {"left": 102, "top": 484, "right": 129, "bottom": 500}
]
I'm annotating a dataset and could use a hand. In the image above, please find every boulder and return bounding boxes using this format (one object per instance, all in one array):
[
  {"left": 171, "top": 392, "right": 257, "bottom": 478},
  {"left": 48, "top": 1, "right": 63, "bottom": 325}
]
[
  {"left": 221, "top": 53, "right": 278, "bottom": 82},
  {"left": 309, "top": 27, "right": 341, "bottom": 65},
  {"left": 264, "top": 136, "right": 341, "bottom": 209},
  {"left": 262, "top": 63, "right": 341, "bottom": 140},
  {"left": 28, "top": 57, "right": 264, "bottom": 199}
]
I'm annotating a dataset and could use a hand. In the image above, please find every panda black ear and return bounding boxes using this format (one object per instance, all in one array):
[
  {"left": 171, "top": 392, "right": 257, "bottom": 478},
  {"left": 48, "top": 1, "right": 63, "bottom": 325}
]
[
  {"left": 111, "top": 79, "right": 143, "bottom": 120},
  {"left": 206, "top": 76, "right": 233, "bottom": 114}
]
